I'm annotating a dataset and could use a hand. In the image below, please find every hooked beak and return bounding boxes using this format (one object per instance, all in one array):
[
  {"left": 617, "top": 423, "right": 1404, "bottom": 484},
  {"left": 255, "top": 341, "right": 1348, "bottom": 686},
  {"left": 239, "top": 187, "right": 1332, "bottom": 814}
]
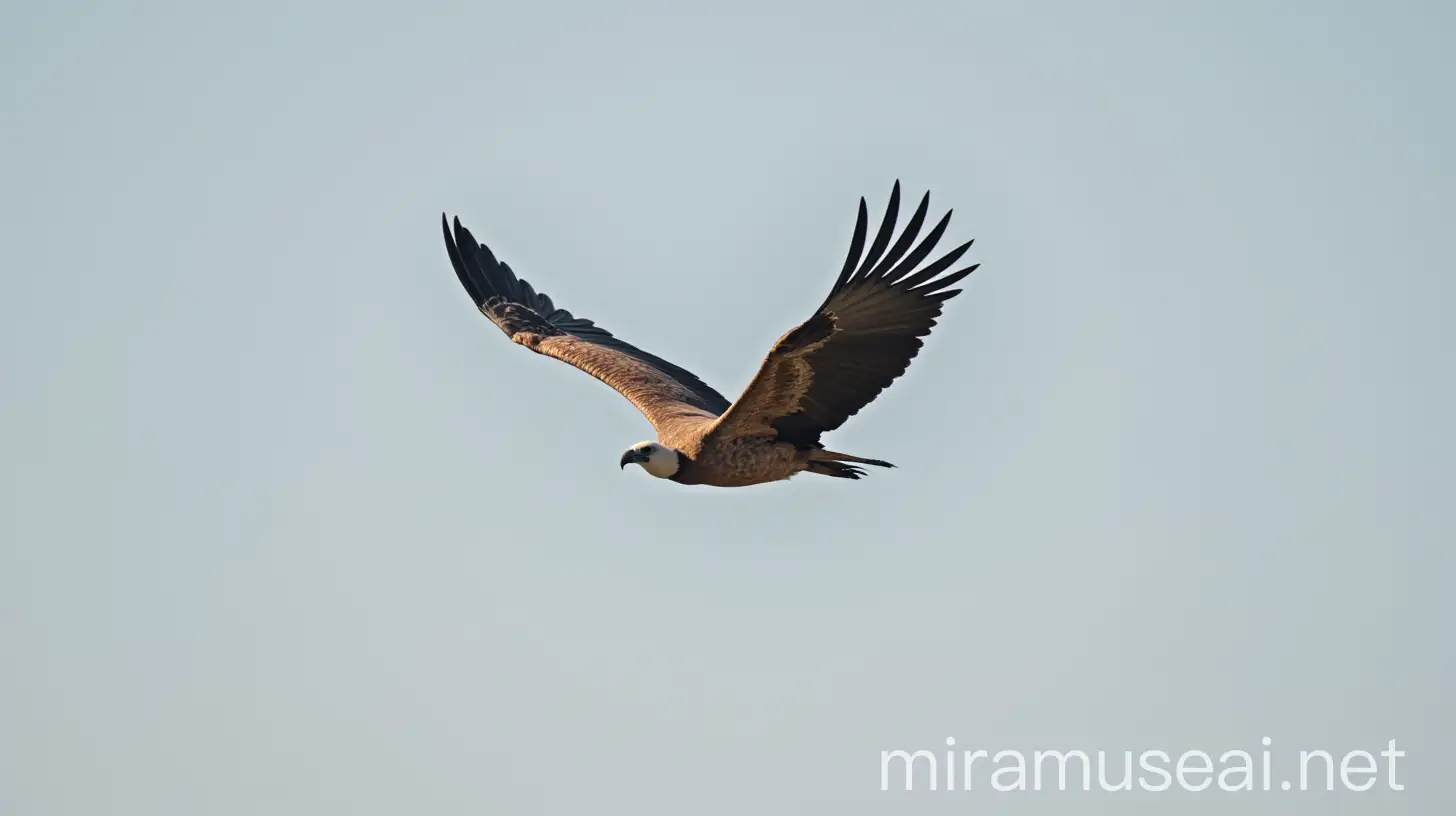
[{"left": 620, "top": 450, "right": 647, "bottom": 469}]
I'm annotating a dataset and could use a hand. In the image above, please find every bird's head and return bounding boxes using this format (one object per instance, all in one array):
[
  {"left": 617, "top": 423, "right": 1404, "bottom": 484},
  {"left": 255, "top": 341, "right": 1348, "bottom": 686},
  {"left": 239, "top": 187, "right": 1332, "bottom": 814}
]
[{"left": 619, "top": 441, "right": 681, "bottom": 478}]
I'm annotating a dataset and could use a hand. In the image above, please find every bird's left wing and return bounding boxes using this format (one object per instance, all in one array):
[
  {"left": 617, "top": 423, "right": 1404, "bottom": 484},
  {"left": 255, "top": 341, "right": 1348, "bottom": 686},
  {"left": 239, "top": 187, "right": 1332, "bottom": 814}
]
[
  {"left": 706, "top": 182, "right": 978, "bottom": 448},
  {"left": 443, "top": 215, "right": 731, "bottom": 433}
]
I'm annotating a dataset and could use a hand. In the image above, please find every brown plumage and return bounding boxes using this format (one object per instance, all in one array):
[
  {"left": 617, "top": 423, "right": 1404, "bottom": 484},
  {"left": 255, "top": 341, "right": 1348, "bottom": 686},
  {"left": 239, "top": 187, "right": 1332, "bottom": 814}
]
[{"left": 441, "top": 181, "right": 979, "bottom": 487}]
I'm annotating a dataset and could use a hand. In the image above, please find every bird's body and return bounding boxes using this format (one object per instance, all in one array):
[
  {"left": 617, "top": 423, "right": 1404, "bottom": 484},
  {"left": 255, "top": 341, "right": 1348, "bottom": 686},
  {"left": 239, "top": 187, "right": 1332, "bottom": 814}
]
[
  {"left": 442, "top": 181, "right": 980, "bottom": 488},
  {"left": 663, "top": 426, "right": 802, "bottom": 487}
]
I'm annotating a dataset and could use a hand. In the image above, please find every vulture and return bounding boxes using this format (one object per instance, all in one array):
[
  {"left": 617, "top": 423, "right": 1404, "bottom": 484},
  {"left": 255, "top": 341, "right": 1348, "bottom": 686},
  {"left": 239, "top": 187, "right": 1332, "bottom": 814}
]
[{"left": 441, "top": 181, "right": 980, "bottom": 488}]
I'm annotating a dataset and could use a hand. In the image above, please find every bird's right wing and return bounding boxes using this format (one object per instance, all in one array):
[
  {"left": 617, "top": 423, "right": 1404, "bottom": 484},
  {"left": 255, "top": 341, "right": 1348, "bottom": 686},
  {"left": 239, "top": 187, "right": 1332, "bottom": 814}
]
[{"left": 443, "top": 215, "right": 731, "bottom": 433}]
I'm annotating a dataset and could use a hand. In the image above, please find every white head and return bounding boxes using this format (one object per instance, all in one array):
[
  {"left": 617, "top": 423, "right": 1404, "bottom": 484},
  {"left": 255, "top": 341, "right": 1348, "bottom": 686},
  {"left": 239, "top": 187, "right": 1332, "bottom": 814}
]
[{"left": 618, "top": 441, "right": 681, "bottom": 479}]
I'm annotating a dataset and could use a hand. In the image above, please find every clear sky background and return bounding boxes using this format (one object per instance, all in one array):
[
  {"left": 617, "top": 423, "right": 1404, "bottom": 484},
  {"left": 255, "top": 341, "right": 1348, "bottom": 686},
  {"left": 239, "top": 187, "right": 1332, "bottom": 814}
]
[{"left": 2, "top": 1, "right": 1451, "bottom": 814}]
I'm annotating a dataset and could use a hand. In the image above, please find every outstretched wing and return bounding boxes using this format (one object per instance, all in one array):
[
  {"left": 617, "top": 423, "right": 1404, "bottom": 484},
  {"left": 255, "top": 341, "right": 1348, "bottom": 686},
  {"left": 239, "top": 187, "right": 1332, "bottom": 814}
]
[
  {"left": 709, "top": 181, "right": 978, "bottom": 446},
  {"left": 443, "top": 215, "right": 731, "bottom": 433}
]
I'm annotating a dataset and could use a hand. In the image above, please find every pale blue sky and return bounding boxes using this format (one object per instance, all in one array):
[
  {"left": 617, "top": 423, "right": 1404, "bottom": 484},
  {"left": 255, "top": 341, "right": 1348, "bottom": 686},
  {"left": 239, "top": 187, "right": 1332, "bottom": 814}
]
[{"left": 2, "top": 1, "right": 1451, "bottom": 814}]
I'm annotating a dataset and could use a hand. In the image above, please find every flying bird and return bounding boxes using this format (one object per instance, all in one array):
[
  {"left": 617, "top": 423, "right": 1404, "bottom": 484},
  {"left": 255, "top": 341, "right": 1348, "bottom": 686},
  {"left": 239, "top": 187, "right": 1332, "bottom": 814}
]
[{"left": 442, "top": 182, "right": 979, "bottom": 487}]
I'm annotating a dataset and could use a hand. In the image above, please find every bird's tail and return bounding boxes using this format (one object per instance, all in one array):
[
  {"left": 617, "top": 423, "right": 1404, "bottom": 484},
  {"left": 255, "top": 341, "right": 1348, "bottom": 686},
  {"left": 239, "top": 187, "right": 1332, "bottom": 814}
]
[{"left": 805, "top": 449, "right": 896, "bottom": 479}]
